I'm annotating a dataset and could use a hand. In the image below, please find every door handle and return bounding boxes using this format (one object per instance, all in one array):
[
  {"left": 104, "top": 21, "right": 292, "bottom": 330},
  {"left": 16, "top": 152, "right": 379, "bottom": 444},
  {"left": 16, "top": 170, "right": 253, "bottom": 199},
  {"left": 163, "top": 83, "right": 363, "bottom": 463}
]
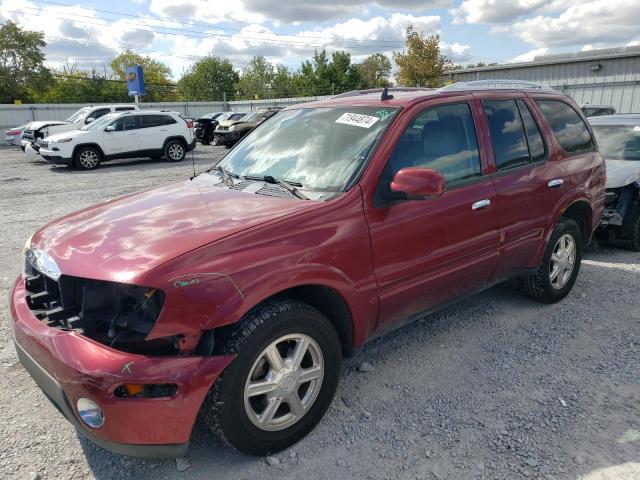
[
  {"left": 472, "top": 199, "right": 491, "bottom": 210},
  {"left": 548, "top": 179, "right": 564, "bottom": 189}
]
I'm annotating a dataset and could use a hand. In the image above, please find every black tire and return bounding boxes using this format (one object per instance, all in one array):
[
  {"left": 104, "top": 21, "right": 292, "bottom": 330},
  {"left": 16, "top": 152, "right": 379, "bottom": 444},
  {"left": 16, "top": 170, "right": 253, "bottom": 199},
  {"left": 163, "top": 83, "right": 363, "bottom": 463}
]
[
  {"left": 74, "top": 146, "right": 101, "bottom": 170},
  {"left": 202, "top": 299, "right": 342, "bottom": 455},
  {"left": 164, "top": 140, "right": 186, "bottom": 162},
  {"left": 520, "top": 217, "right": 583, "bottom": 303},
  {"left": 622, "top": 207, "right": 640, "bottom": 251}
]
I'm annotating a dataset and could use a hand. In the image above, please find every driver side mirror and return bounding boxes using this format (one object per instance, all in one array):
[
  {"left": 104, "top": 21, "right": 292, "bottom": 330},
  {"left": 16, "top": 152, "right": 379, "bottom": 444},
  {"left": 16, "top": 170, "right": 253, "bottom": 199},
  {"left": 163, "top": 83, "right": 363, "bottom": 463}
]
[
  {"left": 105, "top": 125, "right": 116, "bottom": 132},
  {"left": 86, "top": 117, "right": 95, "bottom": 124},
  {"left": 390, "top": 167, "right": 445, "bottom": 199}
]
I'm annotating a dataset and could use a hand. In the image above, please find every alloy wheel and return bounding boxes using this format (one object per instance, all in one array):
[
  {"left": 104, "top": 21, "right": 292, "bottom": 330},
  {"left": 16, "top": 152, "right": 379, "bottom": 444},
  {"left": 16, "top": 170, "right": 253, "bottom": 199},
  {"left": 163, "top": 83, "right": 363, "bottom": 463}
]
[
  {"left": 549, "top": 233, "right": 576, "bottom": 289},
  {"left": 168, "top": 143, "right": 184, "bottom": 160},
  {"left": 244, "top": 334, "right": 324, "bottom": 432},
  {"left": 79, "top": 150, "right": 99, "bottom": 168}
]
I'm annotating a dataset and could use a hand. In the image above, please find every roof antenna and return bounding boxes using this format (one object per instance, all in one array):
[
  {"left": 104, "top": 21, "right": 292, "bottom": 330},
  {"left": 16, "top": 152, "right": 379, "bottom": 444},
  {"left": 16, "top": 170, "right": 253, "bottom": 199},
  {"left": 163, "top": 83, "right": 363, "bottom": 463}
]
[{"left": 381, "top": 87, "right": 394, "bottom": 101}]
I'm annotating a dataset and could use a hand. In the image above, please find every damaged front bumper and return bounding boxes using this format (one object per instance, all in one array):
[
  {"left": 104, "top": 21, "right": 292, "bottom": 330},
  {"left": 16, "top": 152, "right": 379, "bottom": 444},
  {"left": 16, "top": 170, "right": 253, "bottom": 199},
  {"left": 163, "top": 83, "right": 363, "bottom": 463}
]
[{"left": 9, "top": 277, "right": 234, "bottom": 458}]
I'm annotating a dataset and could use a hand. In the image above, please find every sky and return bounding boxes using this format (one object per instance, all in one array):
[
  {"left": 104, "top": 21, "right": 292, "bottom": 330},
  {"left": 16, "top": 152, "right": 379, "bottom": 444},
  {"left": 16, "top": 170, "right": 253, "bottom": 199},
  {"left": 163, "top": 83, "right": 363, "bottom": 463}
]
[{"left": 1, "top": 0, "right": 639, "bottom": 80}]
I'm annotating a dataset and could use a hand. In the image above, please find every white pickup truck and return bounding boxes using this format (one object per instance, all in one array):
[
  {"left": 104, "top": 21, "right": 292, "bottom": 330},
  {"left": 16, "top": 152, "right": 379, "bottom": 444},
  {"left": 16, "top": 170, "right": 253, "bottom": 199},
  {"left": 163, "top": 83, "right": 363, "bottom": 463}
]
[{"left": 23, "top": 104, "right": 139, "bottom": 156}]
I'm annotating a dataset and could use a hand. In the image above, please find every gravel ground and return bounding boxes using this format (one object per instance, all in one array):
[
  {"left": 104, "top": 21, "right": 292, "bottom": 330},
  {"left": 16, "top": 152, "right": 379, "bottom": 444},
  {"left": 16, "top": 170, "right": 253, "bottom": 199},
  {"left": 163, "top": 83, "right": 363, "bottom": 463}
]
[{"left": 0, "top": 146, "right": 638, "bottom": 480}]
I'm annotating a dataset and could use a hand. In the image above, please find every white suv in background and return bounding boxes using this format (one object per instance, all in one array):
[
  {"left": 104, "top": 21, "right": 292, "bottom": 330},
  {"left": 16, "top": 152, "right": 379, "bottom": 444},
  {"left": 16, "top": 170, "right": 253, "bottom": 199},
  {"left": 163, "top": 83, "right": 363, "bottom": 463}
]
[
  {"left": 36, "top": 111, "right": 196, "bottom": 170},
  {"left": 22, "top": 104, "right": 140, "bottom": 150}
]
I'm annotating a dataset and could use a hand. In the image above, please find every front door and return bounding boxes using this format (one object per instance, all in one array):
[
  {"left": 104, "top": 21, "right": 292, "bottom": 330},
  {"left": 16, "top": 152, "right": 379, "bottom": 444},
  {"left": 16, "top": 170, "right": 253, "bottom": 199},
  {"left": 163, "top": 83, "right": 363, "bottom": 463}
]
[
  {"left": 364, "top": 101, "right": 500, "bottom": 331},
  {"left": 103, "top": 115, "right": 140, "bottom": 156}
]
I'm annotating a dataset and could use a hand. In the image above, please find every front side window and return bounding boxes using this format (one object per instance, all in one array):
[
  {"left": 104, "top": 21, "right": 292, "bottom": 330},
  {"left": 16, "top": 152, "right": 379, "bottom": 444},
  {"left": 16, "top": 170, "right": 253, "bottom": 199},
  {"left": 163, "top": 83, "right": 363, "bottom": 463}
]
[
  {"left": 81, "top": 113, "right": 118, "bottom": 131},
  {"left": 387, "top": 103, "right": 481, "bottom": 184},
  {"left": 483, "top": 99, "right": 530, "bottom": 170},
  {"left": 591, "top": 124, "right": 640, "bottom": 161},
  {"left": 111, "top": 116, "right": 138, "bottom": 131},
  {"left": 536, "top": 100, "right": 594, "bottom": 154},
  {"left": 217, "top": 106, "right": 398, "bottom": 191}
]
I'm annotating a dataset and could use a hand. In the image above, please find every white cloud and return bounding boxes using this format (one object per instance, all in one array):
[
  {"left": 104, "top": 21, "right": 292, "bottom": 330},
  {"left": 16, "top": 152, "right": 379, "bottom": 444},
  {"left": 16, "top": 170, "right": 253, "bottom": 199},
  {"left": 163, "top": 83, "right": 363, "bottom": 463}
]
[
  {"left": 451, "top": 0, "right": 549, "bottom": 24},
  {"left": 508, "top": 47, "right": 550, "bottom": 63},
  {"left": 511, "top": 0, "right": 640, "bottom": 48}
]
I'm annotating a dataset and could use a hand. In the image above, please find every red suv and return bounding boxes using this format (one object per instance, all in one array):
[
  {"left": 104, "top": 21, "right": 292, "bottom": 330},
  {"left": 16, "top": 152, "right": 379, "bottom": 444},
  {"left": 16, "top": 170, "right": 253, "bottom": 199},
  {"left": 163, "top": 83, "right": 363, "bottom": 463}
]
[{"left": 10, "top": 83, "right": 605, "bottom": 458}]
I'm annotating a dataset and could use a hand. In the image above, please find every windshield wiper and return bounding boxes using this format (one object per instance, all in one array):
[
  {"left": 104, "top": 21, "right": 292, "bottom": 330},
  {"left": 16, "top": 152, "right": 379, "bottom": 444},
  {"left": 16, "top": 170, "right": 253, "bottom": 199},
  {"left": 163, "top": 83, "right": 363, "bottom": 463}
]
[
  {"left": 245, "top": 175, "right": 309, "bottom": 200},
  {"left": 212, "top": 165, "right": 239, "bottom": 188}
]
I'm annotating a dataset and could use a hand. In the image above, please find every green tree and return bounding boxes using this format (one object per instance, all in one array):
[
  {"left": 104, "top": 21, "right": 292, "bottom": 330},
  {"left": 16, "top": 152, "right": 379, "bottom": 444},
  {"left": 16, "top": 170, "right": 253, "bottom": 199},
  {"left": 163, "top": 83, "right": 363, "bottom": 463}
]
[
  {"left": 38, "top": 63, "right": 129, "bottom": 103},
  {"left": 393, "top": 26, "right": 452, "bottom": 88},
  {"left": 271, "top": 65, "right": 295, "bottom": 98},
  {"left": 0, "top": 21, "right": 51, "bottom": 103},
  {"left": 236, "top": 56, "right": 276, "bottom": 99},
  {"left": 327, "top": 51, "right": 364, "bottom": 94},
  {"left": 357, "top": 53, "right": 392, "bottom": 88},
  {"left": 177, "top": 56, "right": 238, "bottom": 101},
  {"left": 110, "top": 50, "right": 177, "bottom": 101}
]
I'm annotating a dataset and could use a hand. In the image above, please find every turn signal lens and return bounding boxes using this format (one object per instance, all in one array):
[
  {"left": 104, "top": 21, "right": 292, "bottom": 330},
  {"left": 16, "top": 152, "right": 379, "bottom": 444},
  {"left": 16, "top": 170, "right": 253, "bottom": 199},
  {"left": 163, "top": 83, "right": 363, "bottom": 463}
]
[{"left": 124, "top": 383, "right": 144, "bottom": 396}]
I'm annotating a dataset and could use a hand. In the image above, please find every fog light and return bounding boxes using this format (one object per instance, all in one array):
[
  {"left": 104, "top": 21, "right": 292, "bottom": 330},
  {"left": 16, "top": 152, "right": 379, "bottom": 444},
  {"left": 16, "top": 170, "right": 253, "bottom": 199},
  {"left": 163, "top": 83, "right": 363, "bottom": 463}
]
[{"left": 77, "top": 398, "right": 104, "bottom": 428}]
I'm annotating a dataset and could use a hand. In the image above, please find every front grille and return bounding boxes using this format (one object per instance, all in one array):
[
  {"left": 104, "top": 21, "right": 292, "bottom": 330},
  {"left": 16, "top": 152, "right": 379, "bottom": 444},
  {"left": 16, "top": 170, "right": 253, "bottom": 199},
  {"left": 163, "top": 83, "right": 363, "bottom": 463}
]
[
  {"left": 37, "top": 140, "right": 49, "bottom": 149},
  {"left": 24, "top": 262, "right": 173, "bottom": 354}
]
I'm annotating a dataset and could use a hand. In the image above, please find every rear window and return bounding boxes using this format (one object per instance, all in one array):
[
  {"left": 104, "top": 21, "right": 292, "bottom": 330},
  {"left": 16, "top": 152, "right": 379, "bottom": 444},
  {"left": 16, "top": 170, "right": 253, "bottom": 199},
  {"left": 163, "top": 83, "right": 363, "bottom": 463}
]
[
  {"left": 139, "top": 115, "right": 176, "bottom": 128},
  {"left": 536, "top": 100, "right": 594, "bottom": 154},
  {"left": 115, "top": 106, "right": 136, "bottom": 112}
]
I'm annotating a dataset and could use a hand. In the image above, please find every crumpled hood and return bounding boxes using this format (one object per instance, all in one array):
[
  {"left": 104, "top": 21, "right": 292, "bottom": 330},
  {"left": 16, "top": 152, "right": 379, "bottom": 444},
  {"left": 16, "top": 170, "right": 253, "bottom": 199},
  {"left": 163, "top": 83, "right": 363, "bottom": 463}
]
[
  {"left": 605, "top": 159, "right": 640, "bottom": 189},
  {"left": 218, "top": 118, "right": 253, "bottom": 128},
  {"left": 31, "top": 177, "right": 319, "bottom": 282},
  {"left": 28, "top": 121, "right": 70, "bottom": 131}
]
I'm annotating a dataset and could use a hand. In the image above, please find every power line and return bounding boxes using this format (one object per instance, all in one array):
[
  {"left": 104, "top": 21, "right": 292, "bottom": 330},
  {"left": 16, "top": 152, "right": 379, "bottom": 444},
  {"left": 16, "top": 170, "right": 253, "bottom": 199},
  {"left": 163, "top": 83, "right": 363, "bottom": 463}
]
[{"left": 15, "top": 1, "right": 505, "bottom": 63}]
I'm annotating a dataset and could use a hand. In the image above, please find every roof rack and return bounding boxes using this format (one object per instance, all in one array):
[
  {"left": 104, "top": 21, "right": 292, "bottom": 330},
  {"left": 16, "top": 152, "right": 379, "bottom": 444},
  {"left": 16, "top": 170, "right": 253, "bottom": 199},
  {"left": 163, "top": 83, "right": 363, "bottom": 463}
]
[
  {"left": 332, "top": 87, "right": 433, "bottom": 99},
  {"left": 438, "top": 80, "right": 557, "bottom": 93}
]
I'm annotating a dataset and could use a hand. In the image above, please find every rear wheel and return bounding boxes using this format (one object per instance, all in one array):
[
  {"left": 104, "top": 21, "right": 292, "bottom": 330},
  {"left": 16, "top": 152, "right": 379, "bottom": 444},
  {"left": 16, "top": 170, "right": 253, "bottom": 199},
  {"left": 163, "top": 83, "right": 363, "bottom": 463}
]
[
  {"left": 201, "top": 299, "right": 342, "bottom": 455},
  {"left": 164, "top": 140, "right": 186, "bottom": 162},
  {"left": 74, "top": 146, "right": 101, "bottom": 170},
  {"left": 521, "top": 217, "right": 583, "bottom": 303}
]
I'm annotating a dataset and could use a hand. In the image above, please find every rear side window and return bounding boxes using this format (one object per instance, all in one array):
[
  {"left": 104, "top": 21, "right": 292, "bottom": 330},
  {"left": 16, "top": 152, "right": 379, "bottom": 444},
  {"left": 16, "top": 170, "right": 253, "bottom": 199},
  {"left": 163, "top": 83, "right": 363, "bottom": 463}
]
[
  {"left": 139, "top": 115, "right": 177, "bottom": 128},
  {"left": 536, "top": 100, "right": 594, "bottom": 154},
  {"left": 388, "top": 103, "right": 481, "bottom": 184},
  {"left": 516, "top": 99, "right": 545, "bottom": 163},
  {"left": 483, "top": 99, "right": 529, "bottom": 170}
]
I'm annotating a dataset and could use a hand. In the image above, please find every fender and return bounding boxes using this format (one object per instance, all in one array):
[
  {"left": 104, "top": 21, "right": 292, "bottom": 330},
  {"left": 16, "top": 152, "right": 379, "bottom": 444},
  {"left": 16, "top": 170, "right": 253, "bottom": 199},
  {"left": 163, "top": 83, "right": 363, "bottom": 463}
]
[
  {"left": 533, "top": 190, "right": 595, "bottom": 265},
  {"left": 146, "top": 262, "right": 376, "bottom": 348},
  {"left": 72, "top": 142, "right": 106, "bottom": 159}
]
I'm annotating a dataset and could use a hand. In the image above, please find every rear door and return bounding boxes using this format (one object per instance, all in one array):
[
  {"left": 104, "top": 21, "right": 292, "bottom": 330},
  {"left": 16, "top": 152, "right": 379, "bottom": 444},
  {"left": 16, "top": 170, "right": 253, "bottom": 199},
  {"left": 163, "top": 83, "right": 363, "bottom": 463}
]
[
  {"left": 479, "top": 95, "right": 570, "bottom": 277},
  {"left": 103, "top": 115, "right": 140, "bottom": 156},
  {"left": 364, "top": 99, "right": 500, "bottom": 330},
  {"left": 139, "top": 114, "right": 178, "bottom": 151}
]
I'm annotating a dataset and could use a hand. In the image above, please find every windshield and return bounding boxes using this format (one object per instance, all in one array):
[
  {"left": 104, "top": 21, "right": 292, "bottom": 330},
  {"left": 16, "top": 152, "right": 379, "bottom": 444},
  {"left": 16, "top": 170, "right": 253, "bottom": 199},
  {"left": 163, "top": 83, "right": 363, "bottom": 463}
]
[
  {"left": 591, "top": 124, "right": 640, "bottom": 161},
  {"left": 66, "top": 107, "right": 90, "bottom": 123},
  {"left": 216, "top": 106, "right": 398, "bottom": 191},
  {"left": 81, "top": 113, "right": 119, "bottom": 131},
  {"left": 228, "top": 113, "right": 246, "bottom": 121}
]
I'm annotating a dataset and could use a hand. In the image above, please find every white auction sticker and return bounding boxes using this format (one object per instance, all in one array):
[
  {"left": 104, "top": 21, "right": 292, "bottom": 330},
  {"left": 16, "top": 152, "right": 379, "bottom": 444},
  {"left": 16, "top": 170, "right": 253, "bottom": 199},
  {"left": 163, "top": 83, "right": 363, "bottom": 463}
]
[
  {"left": 335, "top": 112, "right": 380, "bottom": 128},
  {"left": 634, "top": 126, "right": 640, "bottom": 131}
]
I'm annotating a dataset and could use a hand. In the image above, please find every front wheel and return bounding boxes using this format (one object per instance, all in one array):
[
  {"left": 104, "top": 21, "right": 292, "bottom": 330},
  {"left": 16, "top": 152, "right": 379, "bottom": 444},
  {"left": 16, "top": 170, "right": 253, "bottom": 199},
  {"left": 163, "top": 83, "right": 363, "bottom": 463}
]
[
  {"left": 202, "top": 299, "right": 342, "bottom": 455},
  {"left": 165, "top": 140, "right": 186, "bottom": 162},
  {"left": 74, "top": 146, "right": 101, "bottom": 170},
  {"left": 520, "top": 217, "right": 583, "bottom": 303}
]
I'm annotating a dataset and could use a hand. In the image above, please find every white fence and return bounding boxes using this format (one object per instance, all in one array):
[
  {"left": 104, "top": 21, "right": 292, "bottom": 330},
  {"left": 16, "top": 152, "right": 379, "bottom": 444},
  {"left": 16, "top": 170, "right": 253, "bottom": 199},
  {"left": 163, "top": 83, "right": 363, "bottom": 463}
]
[{"left": 0, "top": 95, "right": 331, "bottom": 145}]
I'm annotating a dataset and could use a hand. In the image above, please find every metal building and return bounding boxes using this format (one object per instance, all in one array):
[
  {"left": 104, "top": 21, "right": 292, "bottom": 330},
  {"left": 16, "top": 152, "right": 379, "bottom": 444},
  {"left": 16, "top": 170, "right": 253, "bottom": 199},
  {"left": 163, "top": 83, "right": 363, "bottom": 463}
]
[{"left": 443, "top": 46, "right": 640, "bottom": 113}]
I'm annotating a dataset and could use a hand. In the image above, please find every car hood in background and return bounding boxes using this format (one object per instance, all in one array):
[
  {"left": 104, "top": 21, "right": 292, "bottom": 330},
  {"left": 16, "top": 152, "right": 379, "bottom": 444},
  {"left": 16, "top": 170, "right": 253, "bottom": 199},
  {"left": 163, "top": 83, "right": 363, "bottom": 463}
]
[
  {"left": 31, "top": 178, "right": 318, "bottom": 282},
  {"left": 605, "top": 159, "right": 640, "bottom": 189},
  {"left": 217, "top": 118, "right": 255, "bottom": 128},
  {"left": 28, "top": 121, "right": 71, "bottom": 131}
]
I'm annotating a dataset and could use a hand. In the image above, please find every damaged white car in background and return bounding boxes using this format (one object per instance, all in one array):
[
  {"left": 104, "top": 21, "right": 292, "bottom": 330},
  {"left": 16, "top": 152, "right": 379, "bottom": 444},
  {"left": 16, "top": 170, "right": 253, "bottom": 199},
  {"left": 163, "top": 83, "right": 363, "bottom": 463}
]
[{"left": 590, "top": 114, "right": 640, "bottom": 251}]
